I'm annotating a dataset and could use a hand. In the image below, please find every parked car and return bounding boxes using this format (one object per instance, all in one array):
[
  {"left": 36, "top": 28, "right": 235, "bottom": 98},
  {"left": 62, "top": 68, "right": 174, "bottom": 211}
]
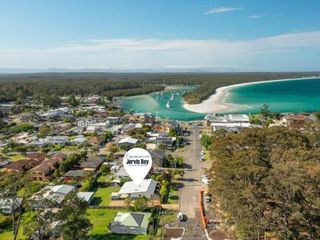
[
  {"left": 177, "top": 212, "right": 186, "bottom": 221},
  {"left": 201, "top": 175, "right": 210, "bottom": 185},
  {"left": 204, "top": 195, "right": 212, "bottom": 203}
]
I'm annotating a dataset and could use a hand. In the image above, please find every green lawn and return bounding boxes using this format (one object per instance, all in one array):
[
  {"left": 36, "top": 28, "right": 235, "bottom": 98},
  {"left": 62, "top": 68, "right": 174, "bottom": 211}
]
[
  {"left": 168, "top": 182, "right": 180, "bottom": 204},
  {"left": 97, "top": 174, "right": 109, "bottom": 184},
  {"left": 9, "top": 154, "right": 25, "bottom": 161},
  {"left": 0, "top": 212, "right": 34, "bottom": 240},
  {"left": 62, "top": 145, "right": 80, "bottom": 152},
  {"left": 91, "top": 186, "right": 120, "bottom": 206},
  {"left": 87, "top": 209, "right": 149, "bottom": 240}
]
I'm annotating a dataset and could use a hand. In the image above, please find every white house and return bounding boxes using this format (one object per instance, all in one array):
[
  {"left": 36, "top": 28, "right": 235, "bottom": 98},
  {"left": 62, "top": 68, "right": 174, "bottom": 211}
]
[
  {"left": 206, "top": 113, "right": 250, "bottom": 124},
  {"left": 45, "top": 136, "right": 69, "bottom": 145},
  {"left": 118, "top": 179, "right": 158, "bottom": 198},
  {"left": 77, "top": 118, "right": 96, "bottom": 128},
  {"left": 117, "top": 136, "right": 139, "bottom": 148},
  {"left": 70, "top": 135, "right": 87, "bottom": 145},
  {"left": 107, "top": 116, "right": 121, "bottom": 124},
  {"left": 32, "top": 184, "right": 76, "bottom": 205},
  {"left": 86, "top": 121, "right": 110, "bottom": 133},
  {"left": 31, "top": 138, "right": 48, "bottom": 147},
  {"left": 77, "top": 192, "right": 94, "bottom": 204},
  {"left": 211, "top": 122, "right": 251, "bottom": 132}
]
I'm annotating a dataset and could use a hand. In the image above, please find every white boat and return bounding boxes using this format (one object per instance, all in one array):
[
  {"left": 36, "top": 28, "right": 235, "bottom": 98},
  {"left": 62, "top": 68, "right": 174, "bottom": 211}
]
[
  {"left": 166, "top": 101, "right": 171, "bottom": 108},
  {"left": 170, "top": 93, "right": 174, "bottom": 101}
]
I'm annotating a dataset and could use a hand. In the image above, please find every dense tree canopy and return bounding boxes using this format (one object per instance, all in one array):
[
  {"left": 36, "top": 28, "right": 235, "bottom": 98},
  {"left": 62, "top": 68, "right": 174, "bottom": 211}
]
[
  {"left": 0, "top": 72, "right": 318, "bottom": 104},
  {"left": 208, "top": 126, "right": 320, "bottom": 240}
]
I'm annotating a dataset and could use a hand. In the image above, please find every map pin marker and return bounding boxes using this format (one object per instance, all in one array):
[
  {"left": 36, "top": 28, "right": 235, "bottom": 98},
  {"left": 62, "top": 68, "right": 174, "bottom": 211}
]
[{"left": 123, "top": 148, "right": 152, "bottom": 187}]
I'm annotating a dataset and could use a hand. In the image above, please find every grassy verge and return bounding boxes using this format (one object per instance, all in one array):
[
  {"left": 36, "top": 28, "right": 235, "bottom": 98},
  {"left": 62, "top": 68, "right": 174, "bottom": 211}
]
[{"left": 168, "top": 182, "right": 180, "bottom": 204}]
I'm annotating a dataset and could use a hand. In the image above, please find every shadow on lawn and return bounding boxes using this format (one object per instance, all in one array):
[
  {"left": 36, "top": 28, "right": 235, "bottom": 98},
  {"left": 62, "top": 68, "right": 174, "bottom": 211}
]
[{"left": 91, "top": 196, "right": 102, "bottom": 205}]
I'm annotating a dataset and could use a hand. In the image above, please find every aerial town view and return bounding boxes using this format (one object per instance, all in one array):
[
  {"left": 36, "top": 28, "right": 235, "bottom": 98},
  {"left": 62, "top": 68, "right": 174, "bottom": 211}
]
[{"left": 0, "top": 1, "right": 320, "bottom": 240}]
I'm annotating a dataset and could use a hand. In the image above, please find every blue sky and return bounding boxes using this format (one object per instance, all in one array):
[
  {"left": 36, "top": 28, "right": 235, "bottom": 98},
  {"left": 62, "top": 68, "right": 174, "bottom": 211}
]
[{"left": 0, "top": 0, "right": 319, "bottom": 72}]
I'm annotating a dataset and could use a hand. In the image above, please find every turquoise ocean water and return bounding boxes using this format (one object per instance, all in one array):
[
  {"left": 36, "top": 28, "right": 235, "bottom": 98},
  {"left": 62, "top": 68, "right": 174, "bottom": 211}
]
[
  {"left": 121, "top": 86, "right": 205, "bottom": 121},
  {"left": 121, "top": 78, "right": 320, "bottom": 121}
]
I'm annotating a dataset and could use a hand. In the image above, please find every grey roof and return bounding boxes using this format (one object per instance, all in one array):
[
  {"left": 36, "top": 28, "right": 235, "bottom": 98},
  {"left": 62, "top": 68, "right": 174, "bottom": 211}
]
[
  {"left": 77, "top": 192, "right": 94, "bottom": 202},
  {"left": 63, "top": 170, "right": 85, "bottom": 177},
  {"left": 81, "top": 157, "right": 103, "bottom": 169},
  {"left": 50, "top": 184, "right": 75, "bottom": 195},
  {"left": 131, "top": 213, "right": 144, "bottom": 226},
  {"left": 118, "top": 136, "right": 139, "bottom": 145},
  {"left": 147, "top": 149, "right": 165, "bottom": 159},
  {"left": 114, "top": 167, "right": 129, "bottom": 178}
]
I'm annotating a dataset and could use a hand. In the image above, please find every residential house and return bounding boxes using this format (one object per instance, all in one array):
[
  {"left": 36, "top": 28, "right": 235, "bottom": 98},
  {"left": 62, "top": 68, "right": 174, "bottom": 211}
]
[
  {"left": 0, "top": 198, "right": 22, "bottom": 214},
  {"left": 70, "top": 135, "right": 87, "bottom": 146},
  {"left": 208, "top": 114, "right": 251, "bottom": 132},
  {"left": 89, "top": 136, "right": 104, "bottom": 147},
  {"left": 45, "top": 136, "right": 68, "bottom": 145},
  {"left": 63, "top": 170, "right": 86, "bottom": 182},
  {"left": 86, "top": 121, "right": 110, "bottom": 133},
  {"left": 114, "top": 166, "right": 129, "bottom": 179},
  {"left": 118, "top": 179, "right": 158, "bottom": 199},
  {"left": 94, "top": 111, "right": 109, "bottom": 118},
  {"left": 30, "top": 154, "right": 65, "bottom": 181},
  {"left": 147, "top": 149, "right": 165, "bottom": 168},
  {"left": 77, "top": 192, "right": 94, "bottom": 204},
  {"left": 4, "top": 159, "right": 39, "bottom": 173},
  {"left": 113, "top": 151, "right": 126, "bottom": 161},
  {"left": 31, "top": 184, "right": 76, "bottom": 205},
  {"left": 109, "top": 212, "right": 151, "bottom": 235},
  {"left": 31, "top": 138, "right": 48, "bottom": 148},
  {"left": 26, "top": 152, "right": 47, "bottom": 163},
  {"left": 80, "top": 156, "right": 104, "bottom": 172},
  {"left": 211, "top": 122, "right": 251, "bottom": 132},
  {"left": 129, "top": 112, "right": 154, "bottom": 123},
  {"left": 205, "top": 113, "right": 250, "bottom": 123},
  {"left": 51, "top": 153, "right": 67, "bottom": 162},
  {"left": 77, "top": 117, "right": 96, "bottom": 128},
  {"left": 39, "top": 108, "right": 70, "bottom": 121},
  {"left": 117, "top": 136, "right": 139, "bottom": 148},
  {"left": 167, "top": 120, "right": 181, "bottom": 135},
  {"left": 155, "top": 136, "right": 176, "bottom": 150},
  {"left": 280, "top": 114, "right": 312, "bottom": 128},
  {"left": 107, "top": 116, "right": 121, "bottom": 125}
]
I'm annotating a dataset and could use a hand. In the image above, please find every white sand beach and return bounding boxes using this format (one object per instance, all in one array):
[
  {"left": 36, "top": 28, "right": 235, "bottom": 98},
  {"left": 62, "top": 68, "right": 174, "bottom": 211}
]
[{"left": 183, "top": 76, "right": 320, "bottom": 114}]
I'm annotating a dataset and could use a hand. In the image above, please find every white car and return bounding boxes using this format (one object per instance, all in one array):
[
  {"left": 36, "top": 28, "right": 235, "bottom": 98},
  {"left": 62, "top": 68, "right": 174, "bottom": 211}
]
[
  {"left": 204, "top": 195, "right": 212, "bottom": 203},
  {"left": 177, "top": 212, "right": 186, "bottom": 221},
  {"left": 202, "top": 178, "right": 209, "bottom": 185}
]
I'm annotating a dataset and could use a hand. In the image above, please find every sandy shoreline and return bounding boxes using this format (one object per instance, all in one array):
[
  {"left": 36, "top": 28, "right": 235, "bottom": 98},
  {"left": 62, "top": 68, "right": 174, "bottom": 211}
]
[{"left": 183, "top": 76, "right": 320, "bottom": 114}]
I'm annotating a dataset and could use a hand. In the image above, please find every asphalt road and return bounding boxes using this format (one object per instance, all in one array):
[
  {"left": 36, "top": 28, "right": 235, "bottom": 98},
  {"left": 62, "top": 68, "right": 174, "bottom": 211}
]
[
  {"left": 179, "top": 126, "right": 203, "bottom": 217},
  {"left": 178, "top": 125, "right": 208, "bottom": 239}
]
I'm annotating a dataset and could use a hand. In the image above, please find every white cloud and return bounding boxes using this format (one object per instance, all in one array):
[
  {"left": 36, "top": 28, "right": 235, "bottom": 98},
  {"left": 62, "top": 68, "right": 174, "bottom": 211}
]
[
  {"left": 0, "top": 31, "right": 319, "bottom": 71},
  {"left": 248, "top": 14, "right": 264, "bottom": 19},
  {"left": 204, "top": 7, "right": 243, "bottom": 15}
]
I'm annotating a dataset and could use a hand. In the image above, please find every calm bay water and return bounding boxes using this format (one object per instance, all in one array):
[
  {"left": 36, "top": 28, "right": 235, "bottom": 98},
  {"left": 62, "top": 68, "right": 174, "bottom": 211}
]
[
  {"left": 227, "top": 78, "right": 320, "bottom": 114},
  {"left": 121, "top": 78, "right": 320, "bottom": 121},
  {"left": 121, "top": 86, "right": 205, "bottom": 121}
]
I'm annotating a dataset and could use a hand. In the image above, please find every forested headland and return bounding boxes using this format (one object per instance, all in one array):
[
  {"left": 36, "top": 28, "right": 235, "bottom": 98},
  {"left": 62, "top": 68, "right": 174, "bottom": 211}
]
[
  {"left": 207, "top": 126, "right": 320, "bottom": 240},
  {"left": 0, "top": 72, "right": 319, "bottom": 104}
]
